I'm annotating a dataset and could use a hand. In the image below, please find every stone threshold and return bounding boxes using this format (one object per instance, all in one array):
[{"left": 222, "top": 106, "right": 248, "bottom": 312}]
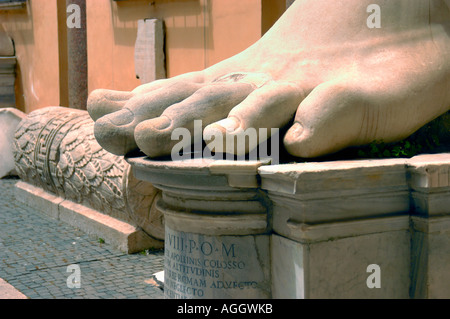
[
  {"left": 14, "top": 181, "right": 163, "bottom": 254},
  {"left": 0, "top": 278, "right": 27, "bottom": 299}
]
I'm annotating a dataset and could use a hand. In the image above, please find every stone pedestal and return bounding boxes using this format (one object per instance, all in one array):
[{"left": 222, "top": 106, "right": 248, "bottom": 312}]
[
  {"left": 408, "top": 154, "right": 450, "bottom": 298},
  {"left": 128, "top": 158, "right": 272, "bottom": 299},
  {"left": 127, "top": 153, "right": 450, "bottom": 299},
  {"left": 260, "top": 159, "right": 412, "bottom": 298}
]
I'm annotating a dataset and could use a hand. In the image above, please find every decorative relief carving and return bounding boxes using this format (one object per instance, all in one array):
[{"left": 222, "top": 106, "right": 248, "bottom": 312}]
[{"left": 13, "top": 106, "right": 163, "bottom": 240}]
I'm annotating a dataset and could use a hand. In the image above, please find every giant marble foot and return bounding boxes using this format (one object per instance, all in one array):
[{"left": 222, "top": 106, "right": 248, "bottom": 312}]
[{"left": 88, "top": 0, "right": 450, "bottom": 159}]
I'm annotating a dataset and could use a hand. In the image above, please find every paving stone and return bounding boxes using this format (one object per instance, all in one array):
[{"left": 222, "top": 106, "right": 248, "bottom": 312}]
[{"left": 0, "top": 178, "right": 165, "bottom": 299}]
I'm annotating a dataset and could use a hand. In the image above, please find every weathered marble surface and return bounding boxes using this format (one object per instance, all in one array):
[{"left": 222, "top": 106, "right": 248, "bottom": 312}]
[
  {"left": 0, "top": 108, "right": 25, "bottom": 178},
  {"left": 271, "top": 225, "right": 411, "bottom": 299},
  {"left": 127, "top": 156, "right": 272, "bottom": 298},
  {"left": 408, "top": 153, "right": 450, "bottom": 216},
  {"left": 135, "top": 19, "right": 166, "bottom": 84},
  {"left": 261, "top": 153, "right": 450, "bottom": 299},
  {"left": 164, "top": 227, "right": 271, "bottom": 299},
  {"left": 88, "top": 0, "right": 450, "bottom": 161},
  {"left": 260, "top": 158, "right": 410, "bottom": 231},
  {"left": 410, "top": 215, "right": 450, "bottom": 298},
  {"left": 127, "top": 153, "right": 450, "bottom": 299},
  {"left": 406, "top": 153, "right": 450, "bottom": 298}
]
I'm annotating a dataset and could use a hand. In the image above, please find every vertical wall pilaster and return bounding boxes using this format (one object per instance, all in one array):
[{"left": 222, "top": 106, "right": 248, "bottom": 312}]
[{"left": 66, "top": 0, "right": 88, "bottom": 110}]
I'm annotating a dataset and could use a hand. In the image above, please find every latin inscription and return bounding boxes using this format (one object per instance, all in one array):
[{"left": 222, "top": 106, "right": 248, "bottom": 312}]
[{"left": 164, "top": 228, "right": 268, "bottom": 299}]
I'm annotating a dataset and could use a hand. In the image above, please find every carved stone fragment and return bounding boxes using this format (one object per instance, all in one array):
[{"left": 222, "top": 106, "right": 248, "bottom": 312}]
[{"left": 13, "top": 106, "right": 164, "bottom": 242}]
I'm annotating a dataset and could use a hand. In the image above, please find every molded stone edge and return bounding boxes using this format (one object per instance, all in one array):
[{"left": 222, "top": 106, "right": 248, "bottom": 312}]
[{"left": 15, "top": 181, "right": 163, "bottom": 254}]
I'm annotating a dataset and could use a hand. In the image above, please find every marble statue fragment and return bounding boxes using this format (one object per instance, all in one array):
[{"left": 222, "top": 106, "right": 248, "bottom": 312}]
[
  {"left": 0, "top": 108, "right": 26, "bottom": 178},
  {"left": 88, "top": 0, "right": 450, "bottom": 160},
  {"left": 13, "top": 107, "right": 164, "bottom": 241}
]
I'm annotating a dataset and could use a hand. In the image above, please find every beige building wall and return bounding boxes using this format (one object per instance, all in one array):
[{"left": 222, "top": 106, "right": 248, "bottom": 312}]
[
  {"left": 87, "top": 0, "right": 277, "bottom": 94},
  {"left": 1, "top": 0, "right": 286, "bottom": 113},
  {"left": 0, "top": 0, "right": 61, "bottom": 113}
]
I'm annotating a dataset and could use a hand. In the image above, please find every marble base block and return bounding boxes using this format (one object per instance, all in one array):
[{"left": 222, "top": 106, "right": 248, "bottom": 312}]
[
  {"left": 127, "top": 157, "right": 271, "bottom": 299},
  {"left": 164, "top": 226, "right": 271, "bottom": 299},
  {"left": 127, "top": 154, "right": 450, "bottom": 299},
  {"left": 411, "top": 215, "right": 450, "bottom": 298},
  {"left": 271, "top": 216, "right": 411, "bottom": 299}
]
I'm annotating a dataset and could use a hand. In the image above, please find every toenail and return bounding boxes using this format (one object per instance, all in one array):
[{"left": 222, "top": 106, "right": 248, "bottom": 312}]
[
  {"left": 109, "top": 108, "right": 134, "bottom": 126},
  {"left": 215, "top": 117, "right": 240, "bottom": 133},
  {"left": 149, "top": 116, "right": 172, "bottom": 131},
  {"left": 290, "top": 122, "right": 304, "bottom": 136}
]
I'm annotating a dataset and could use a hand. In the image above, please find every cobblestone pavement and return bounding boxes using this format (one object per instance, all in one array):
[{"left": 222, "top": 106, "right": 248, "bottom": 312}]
[{"left": 0, "top": 177, "right": 165, "bottom": 299}]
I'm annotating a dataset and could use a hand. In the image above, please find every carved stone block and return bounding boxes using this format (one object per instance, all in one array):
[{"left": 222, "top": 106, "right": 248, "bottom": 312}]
[
  {"left": 13, "top": 106, "right": 164, "bottom": 252},
  {"left": 0, "top": 108, "right": 25, "bottom": 178}
]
